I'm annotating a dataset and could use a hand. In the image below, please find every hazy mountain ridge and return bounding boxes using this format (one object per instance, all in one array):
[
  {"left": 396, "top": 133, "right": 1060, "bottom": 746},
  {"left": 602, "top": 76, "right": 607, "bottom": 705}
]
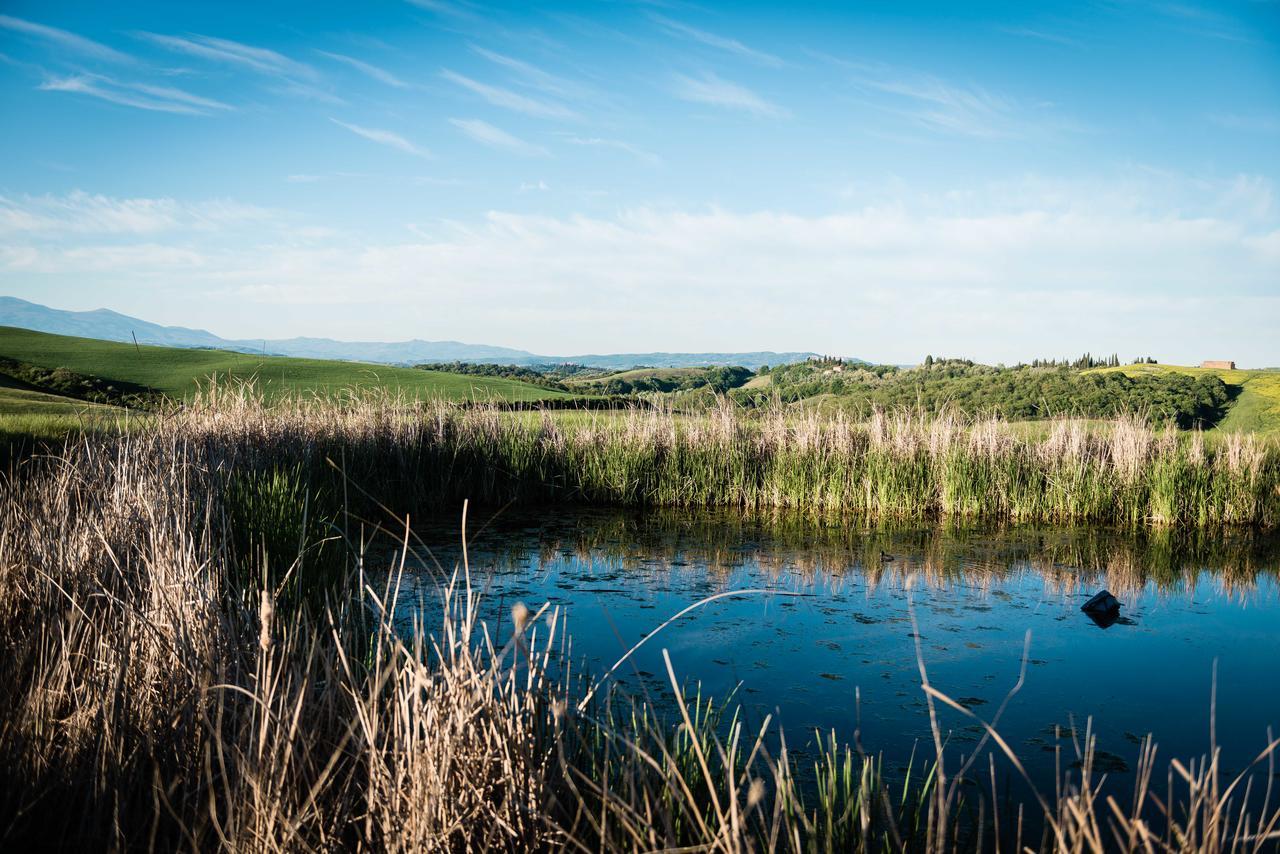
[
  {"left": 0, "top": 297, "right": 833, "bottom": 370},
  {"left": 0, "top": 297, "right": 227, "bottom": 348}
]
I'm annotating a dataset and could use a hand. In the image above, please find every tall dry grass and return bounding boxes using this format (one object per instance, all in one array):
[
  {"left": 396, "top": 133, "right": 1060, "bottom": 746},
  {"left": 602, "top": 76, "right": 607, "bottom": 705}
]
[
  {"left": 170, "top": 387, "right": 1280, "bottom": 529},
  {"left": 0, "top": 395, "right": 1277, "bottom": 851}
]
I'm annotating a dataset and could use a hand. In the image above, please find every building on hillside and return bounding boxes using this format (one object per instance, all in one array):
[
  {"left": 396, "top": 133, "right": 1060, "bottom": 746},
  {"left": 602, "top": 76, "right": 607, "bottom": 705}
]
[{"left": 1201, "top": 360, "right": 1236, "bottom": 370}]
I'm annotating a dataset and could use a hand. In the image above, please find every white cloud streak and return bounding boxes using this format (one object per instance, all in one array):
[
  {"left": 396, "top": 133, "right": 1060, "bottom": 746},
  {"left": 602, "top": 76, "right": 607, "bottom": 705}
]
[
  {"left": 331, "top": 119, "right": 432, "bottom": 158},
  {"left": 0, "top": 191, "right": 274, "bottom": 235},
  {"left": 563, "top": 136, "right": 662, "bottom": 165},
  {"left": 858, "top": 73, "right": 1018, "bottom": 138},
  {"left": 38, "top": 74, "right": 232, "bottom": 114},
  {"left": 1209, "top": 113, "right": 1280, "bottom": 134},
  {"left": 135, "top": 32, "right": 318, "bottom": 81},
  {"left": 998, "top": 25, "right": 1083, "bottom": 47},
  {"left": 649, "top": 14, "right": 784, "bottom": 67},
  {"left": 441, "top": 69, "right": 578, "bottom": 119},
  {"left": 316, "top": 50, "right": 408, "bottom": 88},
  {"left": 271, "top": 80, "right": 345, "bottom": 105},
  {"left": 404, "top": 0, "right": 481, "bottom": 21},
  {"left": 467, "top": 45, "right": 590, "bottom": 100},
  {"left": 671, "top": 72, "right": 786, "bottom": 118},
  {"left": 449, "top": 118, "right": 548, "bottom": 156},
  {"left": 0, "top": 14, "right": 133, "bottom": 63}
]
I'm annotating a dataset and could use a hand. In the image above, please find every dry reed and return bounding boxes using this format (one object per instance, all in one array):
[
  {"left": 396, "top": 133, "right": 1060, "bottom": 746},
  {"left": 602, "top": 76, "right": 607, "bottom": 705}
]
[{"left": 0, "top": 394, "right": 1277, "bottom": 851}]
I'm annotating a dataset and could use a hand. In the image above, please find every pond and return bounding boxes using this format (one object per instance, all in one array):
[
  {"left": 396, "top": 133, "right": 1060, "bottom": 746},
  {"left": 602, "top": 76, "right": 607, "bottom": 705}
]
[{"left": 392, "top": 507, "right": 1280, "bottom": 793}]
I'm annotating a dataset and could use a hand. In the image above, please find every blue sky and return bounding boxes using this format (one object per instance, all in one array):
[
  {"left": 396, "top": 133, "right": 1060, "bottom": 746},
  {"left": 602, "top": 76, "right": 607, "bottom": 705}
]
[{"left": 1, "top": 0, "right": 1277, "bottom": 364}]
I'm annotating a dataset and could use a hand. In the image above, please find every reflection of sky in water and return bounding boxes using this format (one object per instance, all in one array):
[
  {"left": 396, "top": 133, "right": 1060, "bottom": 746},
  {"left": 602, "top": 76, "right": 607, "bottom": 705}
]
[{"left": 393, "top": 509, "right": 1280, "bottom": 790}]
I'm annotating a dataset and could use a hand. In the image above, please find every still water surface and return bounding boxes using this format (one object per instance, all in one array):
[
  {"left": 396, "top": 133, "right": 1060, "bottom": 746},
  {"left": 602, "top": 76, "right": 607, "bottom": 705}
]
[{"left": 394, "top": 508, "right": 1280, "bottom": 785}]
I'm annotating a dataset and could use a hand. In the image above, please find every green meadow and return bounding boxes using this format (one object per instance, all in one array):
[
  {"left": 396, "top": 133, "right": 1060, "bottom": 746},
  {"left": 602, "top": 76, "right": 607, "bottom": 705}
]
[
  {"left": 562, "top": 366, "right": 704, "bottom": 386},
  {"left": 1090, "top": 363, "right": 1280, "bottom": 434},
  {"left": 0, "top": 326, "right": 573, "bottom": 410},
  {"left": 0, "top": 373, "right": 116, "bottom": 417}
]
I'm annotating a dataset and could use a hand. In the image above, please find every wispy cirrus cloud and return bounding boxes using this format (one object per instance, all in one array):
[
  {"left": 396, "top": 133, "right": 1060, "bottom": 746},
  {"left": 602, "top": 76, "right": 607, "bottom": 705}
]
[
  {"left": 38, "top": 73, "right": 233, "bottom": 115},
  {"left": 135, "top": 32, "right": 318, "bottom": 81},
  {"left": 1209, "top": 113, "right": 1280, "bottom": 134},
  {"left": 671, "top": 72, "right": 786, "bottom": 118},
  {"left": 857, "top": 73, "right": 1019, "bottom": 138},
  {"left": 0, "top": 14, "right": 133, "bottom": 64},
  {"left": 1142, "top": 1, "right": 1257, "bottom": 43},
  {"left": 467, "top": 45, "right": 594, "bottom": 101},
  {"left": 649, "top": 14, "right": 784, "bottom": 67},
  {"left": 316, "top": 50, "right": 408, "bottom": 88},
  {"left": 440, "top": 69, "right": 578, "bottom": 119},
  {"left": 0, "top": 190, "right": 273, "bottom": 235},
  {"left": 272, "top": 81, "right": 345, "bottom": 105},
  {"left": 404, "top": 0, "right": 482, "bottom": 21},
  {"left": 998, "top": 25, "right": 1083, "bottom": 48},
  {"left": 331, "top": 119, "right": 431, "bottom": 157},
  {"left": 562, "top": 136, "right": 662, "bottom": 166},
  {"left": 814, "top": 52, "right": 1076, "bottom": 139},
  {"left": 449, "top": 118, "right": 548, "bottom": 156}
]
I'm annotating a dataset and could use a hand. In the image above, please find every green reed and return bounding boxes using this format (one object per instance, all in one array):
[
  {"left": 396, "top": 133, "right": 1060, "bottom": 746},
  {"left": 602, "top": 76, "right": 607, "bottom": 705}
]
[
  {"left": 184, "top": 392, "right": 1279, "bottom": 529},
  {"left": 2, "top": 407, "right": 1279, "bottom": 851}
]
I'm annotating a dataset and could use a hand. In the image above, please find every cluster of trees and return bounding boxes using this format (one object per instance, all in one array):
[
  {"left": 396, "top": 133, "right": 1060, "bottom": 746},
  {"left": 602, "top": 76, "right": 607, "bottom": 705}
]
[
  {"left": 736, "top": 360, "right": 1230, "bottom": 428},
  {"left": 417, "top": 362, "right": 755, "bottom": 398},
  {"left": 583, "top": 366, "right": 753, "bottom": 396},
  {"left": 1021, "top": 353, "right": 1125, "bottom": 369},
  {"left": 530, "top": 363, "right": 607, "bottom": 381},
  {"left": 415, "top": 357, "right": 1231, "bottom": 428},
  {"left": 1019, "top": 355, "right": 1155, "bottom": 369},
  {"left": 0, "top": 357, "right": 161, "bottom": 409},
  {"left": 415, "top": 362, "right": 571, "bottom": 391}
]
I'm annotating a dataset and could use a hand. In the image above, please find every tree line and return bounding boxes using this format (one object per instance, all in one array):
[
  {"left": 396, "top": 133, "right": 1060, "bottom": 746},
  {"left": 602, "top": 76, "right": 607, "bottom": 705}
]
[{"left": 737, "top": 360, "right": 1230, "bottom": 427}]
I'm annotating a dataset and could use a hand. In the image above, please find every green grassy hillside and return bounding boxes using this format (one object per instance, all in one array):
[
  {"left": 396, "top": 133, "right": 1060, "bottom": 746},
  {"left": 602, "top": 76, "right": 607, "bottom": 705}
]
[
  {"left": 562, "top": 367, "right": 704, "bottom": 387},
  {"left": 1090, "top": 364, "right": 1280, "bottom": 434},
  {"left": 0, "top": 384, "right": 114, "bottom": 417},
  {"left": 0, "top": 327, "right": 575, "bottom": 406},
  {"left": 565, "top": 365, "right": 752, "bottom": 396}
]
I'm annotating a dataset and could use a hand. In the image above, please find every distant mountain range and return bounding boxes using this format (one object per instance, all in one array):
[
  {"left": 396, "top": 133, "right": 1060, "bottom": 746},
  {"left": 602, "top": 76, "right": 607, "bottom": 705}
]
[{"left": 0, "top": 297, "right": 835, "bottom": 371}]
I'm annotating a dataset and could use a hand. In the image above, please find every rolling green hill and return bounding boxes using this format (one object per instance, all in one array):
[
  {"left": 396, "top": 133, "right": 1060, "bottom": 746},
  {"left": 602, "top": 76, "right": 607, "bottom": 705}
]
[
  {"left": 1090, "top": 364, "right": 1280, "bottom": 434},
  {"left": 564, "top": 365, "right": 753, "bottom": 396},
  {"left": 562, "top": 367, "right": 705, "bottom": 387},
  {"left": 0, "top": 326, "right": 575, "bottom": 407},
  {"left": 0, "top": 372, "right": 121, "bottom": 457},
  {"left": 0, "top": 378, "right": 114, "bottom": 417}
]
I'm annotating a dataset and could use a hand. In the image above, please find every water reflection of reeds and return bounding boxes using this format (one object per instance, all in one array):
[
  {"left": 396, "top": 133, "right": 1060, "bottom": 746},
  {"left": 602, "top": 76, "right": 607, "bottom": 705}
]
[{"left": 414, "top": 508, "right": 1280, "bottom": 601}]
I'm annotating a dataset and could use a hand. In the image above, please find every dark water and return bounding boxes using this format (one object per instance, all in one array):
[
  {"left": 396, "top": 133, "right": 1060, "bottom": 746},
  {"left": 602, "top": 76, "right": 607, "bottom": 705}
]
[{"left": 392, "top": 508, "right": 1280, "bottom": 790}]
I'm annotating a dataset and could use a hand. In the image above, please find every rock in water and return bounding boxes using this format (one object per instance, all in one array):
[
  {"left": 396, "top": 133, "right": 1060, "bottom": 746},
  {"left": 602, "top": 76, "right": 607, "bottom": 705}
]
[{"left": 1081, "top": 590, "right": 1121, "bottom": 614}]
